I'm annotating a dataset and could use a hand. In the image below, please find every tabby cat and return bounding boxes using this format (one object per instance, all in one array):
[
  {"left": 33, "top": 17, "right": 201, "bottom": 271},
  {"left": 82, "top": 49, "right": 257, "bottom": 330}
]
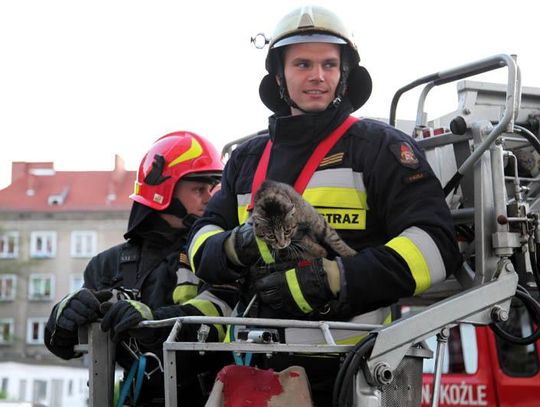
[{"left": 251, "top": 180, "right": 357, "bottom": 260}]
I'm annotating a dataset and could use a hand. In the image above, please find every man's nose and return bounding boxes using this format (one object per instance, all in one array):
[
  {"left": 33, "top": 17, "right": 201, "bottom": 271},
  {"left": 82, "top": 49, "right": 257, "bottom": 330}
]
[
  {"left": 202, "top": 188, "right": 212, "bottom": 203},
  {"left": 309, "top": 64, "right": 324, "bottom": 81}
]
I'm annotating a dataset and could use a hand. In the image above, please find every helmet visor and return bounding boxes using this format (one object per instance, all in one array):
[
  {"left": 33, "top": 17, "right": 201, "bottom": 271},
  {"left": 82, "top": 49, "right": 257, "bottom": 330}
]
[{"left": 272, "top": 33, "right": 346, "bottom": 49}]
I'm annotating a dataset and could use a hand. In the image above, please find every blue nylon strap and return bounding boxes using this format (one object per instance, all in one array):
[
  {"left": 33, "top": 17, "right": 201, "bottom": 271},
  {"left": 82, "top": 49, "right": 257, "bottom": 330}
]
[
  {"left": 229, "top": 325, "right": 253, "bottom": 366},
  {"left": 116, "top": 355, "right": 147, "bottom": 407}
]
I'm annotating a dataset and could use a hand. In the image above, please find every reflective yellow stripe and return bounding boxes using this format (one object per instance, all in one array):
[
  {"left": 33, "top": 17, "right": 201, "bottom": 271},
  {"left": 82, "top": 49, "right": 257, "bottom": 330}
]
[
  {"left": 172, "top": 285, "right": 198, "bottom": 304},
  {"left": 386, "top": 236, "right": 430, "bottom": 294},
  {"left": 126, "top": 300, "right": 153, "bottom": 320},
  {"left": 168, "top": 138, "right": 203, "bottom": 167},
  {"left": 335, "top": 311, "right": 392, "bottom": 345},
  {"left": 255, "top": 237, "right": 275, "bottom": 264},
  {"left": 316, "top": 208, "right": 365, "bottom": 230},
  {"left": 237, "top": 205, "right": 249, "bottom": 224},
  {"left": 285, "top": 269, "right": 313, "bottom": 313},
  {"left": 303, "top": 187, "right": 367, "bottom": 209},
  {"left": 189, "top": 229, "right": 223, "bottom": 271},
  {"left": 184, "top": 299, "right": 226, "bottom": 341}
]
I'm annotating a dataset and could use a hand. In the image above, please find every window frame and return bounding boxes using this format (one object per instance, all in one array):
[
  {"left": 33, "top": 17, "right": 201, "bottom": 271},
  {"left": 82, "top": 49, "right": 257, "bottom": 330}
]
[
  {"left": 26, "top": 318, "right": 47, "bottom": 345},
  {"left": 0, "top": 318, "right": 14, "bottom": 345},
  {"left": 0, "top": 274, "right": 16, "bottom": 301},
  {"left": 70, "top": 230, "right": 97, "bottom": 258},
  {"left": 28, "top": 274, "right": 55, "bottom": 301},
  {"left": 0, "top": 231, "right": 19, "bottom": 259},
  {"left": 30, "top": 231, "right": 57, "bottom": 258}
]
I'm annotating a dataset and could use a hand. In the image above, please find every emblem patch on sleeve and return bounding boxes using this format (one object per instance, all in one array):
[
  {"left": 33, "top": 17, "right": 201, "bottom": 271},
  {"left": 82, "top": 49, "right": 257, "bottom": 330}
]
[{"left": 389, "top": 142, "right": 419, "bottom": 169}]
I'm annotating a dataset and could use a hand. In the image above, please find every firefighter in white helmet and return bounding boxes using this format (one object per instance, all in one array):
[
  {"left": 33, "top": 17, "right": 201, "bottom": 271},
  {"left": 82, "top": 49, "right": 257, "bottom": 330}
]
[
  {"left": 188, "top": 5, "right": 461, "bottom": 405},
  {"left": 45, "top": 131, "right": 236, "bottom": 406}
]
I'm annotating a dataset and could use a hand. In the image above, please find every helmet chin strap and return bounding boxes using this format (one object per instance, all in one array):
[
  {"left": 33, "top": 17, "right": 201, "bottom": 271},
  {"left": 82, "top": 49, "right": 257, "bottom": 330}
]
[{"left": 161, "top": 197, "right": 187, "bottom": 219}]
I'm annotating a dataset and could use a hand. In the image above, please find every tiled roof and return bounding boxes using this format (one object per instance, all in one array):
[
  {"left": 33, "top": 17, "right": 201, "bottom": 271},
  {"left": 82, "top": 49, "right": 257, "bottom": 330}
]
[{"left": 0, "top": 158, "right": 136, "bottom": 212}]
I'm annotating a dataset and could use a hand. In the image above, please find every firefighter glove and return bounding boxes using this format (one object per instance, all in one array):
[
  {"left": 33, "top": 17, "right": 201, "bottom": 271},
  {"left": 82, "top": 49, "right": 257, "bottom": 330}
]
[
  {"left": 253, "top": 258, "right": 339, "bottom": 318},
  {"left": 224, "top": 222, "right": 261, "bottom": 267},
  {"left": 55, "top": 288, "right": 113, "bottom": 333},
  {"left": 101, "top": 300, "right": 154, "bottom": 342}
]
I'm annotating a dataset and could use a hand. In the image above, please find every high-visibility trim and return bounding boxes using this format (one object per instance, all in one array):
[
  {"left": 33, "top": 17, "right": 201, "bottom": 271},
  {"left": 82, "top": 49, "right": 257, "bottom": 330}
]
[
  {"left": 126, "top": 300, "right": 153, "bottom": 320},
  {"left": 195, "top": 290, "right": 234, "bottom": 317},
  {"left": 307, "top": 169, "right": 366, "bottom": 193},
  {"left": 285, "top": 269, "right": 313, "bottom": 313},
  {"left": 184, "top": 298, "right": 226, "bottom": 341},
  {"left": 176, "top": 267, "right": 200, "bottom": 285},
  {"left": 401, "top": 226, "right": 446, "bottom": 285},
  {"left": 255, "top": 237, "right": 275, "bottom": 264},
  {"left": 303, "top": 186, "right": 367, "bottom": 209},
  {"left": 386, "top": 235, "right": 430, "bottom": 295},
  {"left": 283, "top": 307, "right": 390, "bottom": 345},
  {"left": 237, "top": 194, "right": 252, "bottom": 224},
  {"left": 172, "top": 285, "right": 198, "bottom": 304},
  {"left": 188, "top": 225, "right": 224, "bottom": 271}
]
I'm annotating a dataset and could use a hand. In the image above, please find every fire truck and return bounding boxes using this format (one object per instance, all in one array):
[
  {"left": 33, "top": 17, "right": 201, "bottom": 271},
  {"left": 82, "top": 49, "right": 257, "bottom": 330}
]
[{"left": 82, "top": 53, "right": 540, "bottom": 406}]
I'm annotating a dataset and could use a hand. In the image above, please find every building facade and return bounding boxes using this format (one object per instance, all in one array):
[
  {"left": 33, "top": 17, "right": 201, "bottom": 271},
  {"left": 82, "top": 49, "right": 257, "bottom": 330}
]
[{"left": 0, "top": 157, "right": 134, "bottom": 404}]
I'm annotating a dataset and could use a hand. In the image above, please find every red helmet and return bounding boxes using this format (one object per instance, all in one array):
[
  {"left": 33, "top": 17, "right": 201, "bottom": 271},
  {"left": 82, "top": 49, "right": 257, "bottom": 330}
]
[{"left": 130, "top": 131, "right": 223, "bottom": 210}]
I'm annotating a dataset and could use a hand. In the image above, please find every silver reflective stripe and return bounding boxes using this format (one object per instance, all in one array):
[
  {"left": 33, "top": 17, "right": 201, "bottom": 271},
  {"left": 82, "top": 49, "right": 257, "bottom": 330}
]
[
  {"left": 195, "top": 290, "right": 233, "bottom": 317},
  {"left": 307, "top": 168, "right": 366, "bottom": 193},
  {"left": 176, "top": 267, "right": 200, "bottom": 285},
  {"left": 284, "top": 307, "right": 390, "bottom": 344},
  {"left": 188, "top": 224, "right": 224, "bottom": 265},
  {"left": 401, "top": 226, "right": 446, "bottom": 285}
]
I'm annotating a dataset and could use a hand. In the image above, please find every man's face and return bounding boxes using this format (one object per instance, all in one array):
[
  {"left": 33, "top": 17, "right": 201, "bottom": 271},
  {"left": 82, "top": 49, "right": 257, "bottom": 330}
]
[
  {"left": 281, "top": 42, "right": 341, "bottom": 115},
  {"left": 174, "top": 180, "right": 214, "bottom": 217}
]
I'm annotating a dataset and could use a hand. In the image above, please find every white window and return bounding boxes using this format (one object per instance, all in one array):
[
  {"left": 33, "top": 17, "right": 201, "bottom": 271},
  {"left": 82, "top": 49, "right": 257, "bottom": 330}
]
[
  {"left": 28, "top": 274, "right": 54, "bottom": 301},
  {"left": 70, "top": 231, "right": 97, "bottom": 258},
  {"left": 0, "top": 319, "right": 14, "bottom": 344},
  {"left": 30, "top": 231, "right": 57, "bottom": 258},
  {"left": 0, "top": 232, "right": 18, "bottom": 258},
  {"left": 0, "top": 275, "right": 16, "bottom": 301},
  {"left": 27, "top": 318, "right": 47, "bottom": 345}
]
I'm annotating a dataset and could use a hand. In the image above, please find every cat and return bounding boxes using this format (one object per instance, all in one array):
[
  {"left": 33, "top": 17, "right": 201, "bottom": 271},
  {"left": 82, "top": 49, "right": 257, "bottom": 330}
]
[{"left": 251, "top": 180, "right": 357, "bottom": 261}]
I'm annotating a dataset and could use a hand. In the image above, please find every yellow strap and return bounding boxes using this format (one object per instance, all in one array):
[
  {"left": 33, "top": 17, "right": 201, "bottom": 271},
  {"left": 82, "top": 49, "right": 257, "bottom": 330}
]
[
  {"left": 255, "top": 237, "right": 275, "bottom": 264},
  {"left": 386, "top": 236, "right": 430, "bottom": 294},
  {"left": 184, "top": 299, "right": 226, "bottom": 341},
  {"left": 189, "top": 229, "right": 223, "bottom": 271},
  {"left": 285, "top": 269, "right": 313, "bottom": 313}
]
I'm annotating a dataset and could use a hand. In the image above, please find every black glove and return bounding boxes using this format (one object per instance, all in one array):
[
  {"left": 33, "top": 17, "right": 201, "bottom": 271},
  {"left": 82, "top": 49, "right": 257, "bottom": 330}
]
[
  {"left": 225, "top": 222, "right": 262, "bottom": 267},
  {"left": 55, "top": 288, "right": 113, "bottom": 332},
  {"left": 101, "top": 300, "right": 154, "bottom": 342},
  {"left": 253, "top": 258, "right": 336, "bottom": 318}
]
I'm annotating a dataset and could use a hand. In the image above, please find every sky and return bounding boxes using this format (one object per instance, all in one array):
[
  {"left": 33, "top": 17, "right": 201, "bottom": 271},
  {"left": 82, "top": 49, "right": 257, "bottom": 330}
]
[{"left": 1, "top": 0, "right": 539, "bottom": 190}]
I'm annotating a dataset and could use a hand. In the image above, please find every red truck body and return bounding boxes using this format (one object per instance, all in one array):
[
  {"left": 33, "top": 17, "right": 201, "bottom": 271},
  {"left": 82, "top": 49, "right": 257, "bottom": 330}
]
[{"left": 421, "top": 304, "right": 540, "bottom": 407}]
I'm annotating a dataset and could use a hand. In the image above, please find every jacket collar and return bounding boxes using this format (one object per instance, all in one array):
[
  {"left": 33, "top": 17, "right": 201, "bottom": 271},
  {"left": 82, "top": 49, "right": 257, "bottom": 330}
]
[{"left": 268, "top": 100, "right": 353, "bottom": 147}]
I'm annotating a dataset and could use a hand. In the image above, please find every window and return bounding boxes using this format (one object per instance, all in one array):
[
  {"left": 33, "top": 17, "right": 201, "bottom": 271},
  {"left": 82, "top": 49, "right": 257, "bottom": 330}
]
[
  {"left": 28, "top": 275, "right": 54, "bottom": 301},
  {"left": 32, "top": 379, "right": 47, "bottom": 404},
  {"left": 69, "top": 274, "right": 84, "bottom": 293},
  {"left": 70, "top": 231, "right": 96, "bottom": 258},
  {"left": 27, "top": 318, "right": 47, "bottom": 345},
  {"left": 0, "top": 319, "right": 14, "bottom": 344},
  {"left": 0, "top": 232, "right": 18, "bottom": 258},
  {"left": 423, "top": 324, "right": 478, "bottom": 375},
  {"left": 30, "top": 231, "right": 57, "bottom": 258},
  {"left": 0, "top": 275, "right": 16, "bottom": 301},
  {"left": 495, "top": 299, "right": 539, "bottom": 376}
]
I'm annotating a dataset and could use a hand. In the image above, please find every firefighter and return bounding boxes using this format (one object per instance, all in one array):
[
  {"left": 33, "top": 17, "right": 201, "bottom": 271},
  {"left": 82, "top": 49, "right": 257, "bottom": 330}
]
[
  {"left": 44, "top": 131, "right": 236, "bottom": 406},
  {"left": 187, "top": 5, "right": 462, "bottom": 406}
]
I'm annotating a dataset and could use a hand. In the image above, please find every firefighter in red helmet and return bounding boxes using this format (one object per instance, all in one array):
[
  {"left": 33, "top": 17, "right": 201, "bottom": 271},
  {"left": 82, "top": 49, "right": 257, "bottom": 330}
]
[{"left": 45, "top": 131, "right": 236, "bottom": 406}]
